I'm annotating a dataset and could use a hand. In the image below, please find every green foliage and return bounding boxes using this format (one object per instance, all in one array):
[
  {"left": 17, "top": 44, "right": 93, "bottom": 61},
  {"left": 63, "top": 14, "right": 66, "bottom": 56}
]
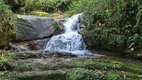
[
  {"left": 107, "top": 72, "right": 121, "bottom": 80},
  {"left": 1, "top": 52, "right": 15, "bottom": 61},
  {"left": 41, "top": 0, "right": 72, "bottom": 12},
  {"left": 1, "top": 57, "right": 142, "bottom": 80},
  {"left": 0, "top": 0, "right": 14, "bottom": 32},
  {"left": 53, "top": 22, "right": 58, "bottom": 31},
  {"left": 67, "top": 68, "right": 103, "bottom": 80},
  {"left": 65, "top": 58, "right": 142, "bottom": 80},
  {"left": 0, "top": 0, "right": 15, "bottom": 47},
  {"left": 24, "top": 0, "right": 42, "bottom": 13},
  {"left": 128, "top": 34, "right": 142, "bottom": 52},
  {"left": 72, "top": 58, "right": 142, "bottom": 74},
  {"left": 12, "top": 73, "right": 33, "bottom": 80},
  {"left": 0, "top": 60, "right": 12, "bottom": 71},
  {"left": 0, "top": 51, "right": 14, "bottom": 71},
  {"left": 9, "top": 71, "right": 65, "bottom": 80},
  {"left": 0, "top": 78, "right": 4, "bottom": 80},
  {"left": 43, "top": 71, "right": 66, "bottom": 80},
  {"left": 23, "top": 0, "right": 73, "bottom": 13},
  {"left": 70, "top": 0, "right": 142, "bottom": 54},
  {"left": 14, "top": 65, "right": 32, "bottom": 71}
]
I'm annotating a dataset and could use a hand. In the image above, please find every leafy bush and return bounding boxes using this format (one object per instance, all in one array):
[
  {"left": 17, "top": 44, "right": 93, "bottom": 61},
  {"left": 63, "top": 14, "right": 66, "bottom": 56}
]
[
  {"left": 41, "top": 0, "right": 72, "bottom": 12},
  {"left": 1, "top": 52, "right": 15, "bottom": 61},
  {"left": 0, "top": 0, "right": 15, "bottom": 47},
  {"left": 24, "top": 0, "right": 42, "bottom": 13},
  {"left": 70, "top": 0, "right": 142, "bottom": 54},
  {"left": 0, "top": 0, "right": 13, "bottom": 32},
  {"left": 23, "top": 0, "right": 73, "bottom": 13}
]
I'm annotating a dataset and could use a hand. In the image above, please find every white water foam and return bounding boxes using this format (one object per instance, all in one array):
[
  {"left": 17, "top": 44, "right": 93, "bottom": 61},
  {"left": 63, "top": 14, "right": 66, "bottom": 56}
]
[{"left": 44, "top": 13, "right": 91, "bottom": 55}]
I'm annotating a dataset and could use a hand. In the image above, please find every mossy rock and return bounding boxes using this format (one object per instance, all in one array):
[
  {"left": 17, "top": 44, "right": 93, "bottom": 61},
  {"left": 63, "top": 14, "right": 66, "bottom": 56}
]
[
  {"left": 67, "top": 68, "right": 104, "bottom": 80},
  {"left": 0, "top": 60, "right": 13, "bottom": 71},
  {"left": 13, "top": 65, "right": 33, "bottom": 71},
  {"left": 106, "top": 72, "right": 121, "bottom": 80},
  {"left": 72, "top": 59, "right": 142, "bottom": 74},
  {"left": 7, "top": 70, "right": 66, "bottom": 80}
]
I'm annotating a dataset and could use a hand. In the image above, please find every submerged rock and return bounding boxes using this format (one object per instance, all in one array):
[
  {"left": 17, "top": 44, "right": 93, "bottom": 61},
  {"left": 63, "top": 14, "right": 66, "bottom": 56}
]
[{"left": 15, "top": 15, "right": 63, "bottom": 41}]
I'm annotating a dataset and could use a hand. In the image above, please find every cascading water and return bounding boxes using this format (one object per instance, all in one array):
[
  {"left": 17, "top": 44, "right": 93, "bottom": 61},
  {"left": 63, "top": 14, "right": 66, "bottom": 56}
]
[{"left": 44, "top": 13, "right": 91, "bottom": 55}]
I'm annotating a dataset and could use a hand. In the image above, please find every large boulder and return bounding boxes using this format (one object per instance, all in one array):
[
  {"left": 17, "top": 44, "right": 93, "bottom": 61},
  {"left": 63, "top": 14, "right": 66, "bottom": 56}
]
[{"left": 15, "top": 15, "right": 63, "bottom": 41}]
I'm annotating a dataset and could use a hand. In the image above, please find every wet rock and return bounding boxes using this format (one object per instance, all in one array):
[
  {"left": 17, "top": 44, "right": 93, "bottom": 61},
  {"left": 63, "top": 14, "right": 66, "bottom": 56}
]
[
  {"left": 15, "top": 15, "right": 63, "bottom": 41},
  {"left": 12, "top": 51, "right": 78, "bottom": 59},
  {"left": 11, "top": 38, "right": 50, "bottom": 51},
  {"left": 45, "top": 51, "right": 77, "bottom": 58},
  {"left": 5, "top": 70, "right": 66, "bottom": 80},
  {"left": 13, "top": 51, "right": 41, "bottom": 59},
  {"left": 11, "top": 50, "right": 102, "bottom": 59}
]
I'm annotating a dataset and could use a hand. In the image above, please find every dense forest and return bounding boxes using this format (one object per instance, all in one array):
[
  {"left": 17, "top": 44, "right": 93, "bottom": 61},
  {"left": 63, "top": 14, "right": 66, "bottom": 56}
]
[{"left": 0, "top": 0, "right": 142, "bottom": 80}]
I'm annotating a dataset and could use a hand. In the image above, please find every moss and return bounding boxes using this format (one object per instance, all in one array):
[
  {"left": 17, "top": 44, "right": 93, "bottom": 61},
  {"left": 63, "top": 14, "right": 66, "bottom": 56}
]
[
  {"left": 72, "top": 59, "right": 142, "bottom": 76},
  {"left": 0, "top": 71, "right": 4, "bottom": 78},
  {"left": 106, "top": 72, "right": 121, "bottom": 80},
  {"left": 0, "top": 60, "right": 13, "bottom": 71},
  {"left": 8, "top": 71, "right": 66, "bottom": 80},
  {"left": 43, "top": 71, "right": 66, "bottom": 80},
  {"left": 0, "top": 78, "right": 5, "bottom": 80},
  {"left": 93, "top": 59, "right": 125, "bottom": 70},
  {"left": 14, "top": 65, "right": 32, "bottom": 71},
  {"left": 123, "top": 72, "right": 142, "bottom": 79},
  {"left": 0, "top": 36, "right": 7, "bottom": 48},
  {"left": 104, "top": 71, "right": 142, "bottom": 80},
  {"left": 10, "top": 73, "right": 33, "bottom": 80},
  {"left": 1, "top": 57, "right": 142, "bottom": 80},
  {"left": 38, "top": 64, "right": 49, "bottom": 70},
  {"left": 58, "top": 62, "right": 74, "bottom": 69},
  {"left": 0, "top": 71, "right": 4, "bottom": 74},
  {"left": 30, "top": 11, "right": 49, "bottom": 17},
  {"left": 72, "top": 59, "right": 124, "bottom": 70},
  {"left": 67, "top": 68, "right": 104, "bottom": 80},
  {"left": 123, "top": 63, "right": 142, "bottom": 74},
  {"left": 71, "top": 59, "right": 142, "bottom": 80},
  {"left": 1, "top": 54, "right": 142, "bottom": 80},
  {"left": 53, "top": 22, "right": 58, "bottom": 31},
  {"left": 1, "top": 52, "right": 15, "bottom": 61}
]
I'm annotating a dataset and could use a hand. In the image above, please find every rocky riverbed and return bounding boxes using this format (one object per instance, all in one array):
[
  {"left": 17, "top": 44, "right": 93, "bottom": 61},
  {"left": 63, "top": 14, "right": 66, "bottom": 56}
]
[{"left": 0, "top": 50, "right": 142, "bottom": 80}]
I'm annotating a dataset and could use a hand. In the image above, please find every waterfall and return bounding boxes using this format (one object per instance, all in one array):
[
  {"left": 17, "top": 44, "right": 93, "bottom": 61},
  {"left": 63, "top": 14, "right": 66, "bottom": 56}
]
[{"left": 44, "top": 13, "right": 91, "bottom": 55}]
